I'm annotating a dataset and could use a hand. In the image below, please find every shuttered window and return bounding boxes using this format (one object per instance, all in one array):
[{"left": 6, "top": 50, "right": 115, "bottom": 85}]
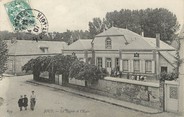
[{"left": 145, "top": 60, "right": 152, "bottom": 73}]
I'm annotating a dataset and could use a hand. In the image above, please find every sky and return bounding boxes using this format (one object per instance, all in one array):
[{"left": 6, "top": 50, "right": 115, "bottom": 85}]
[{"left": 0, "top": 0, "right": 184, "bottom": 32}]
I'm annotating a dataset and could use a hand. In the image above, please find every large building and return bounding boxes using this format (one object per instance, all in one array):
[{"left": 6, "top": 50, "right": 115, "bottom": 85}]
[
  {"left": 6, "top": 40, "right": 67, "bottom": 75},
  {"left": 64, "top": 27, "right": 177, "bottom": 81}
]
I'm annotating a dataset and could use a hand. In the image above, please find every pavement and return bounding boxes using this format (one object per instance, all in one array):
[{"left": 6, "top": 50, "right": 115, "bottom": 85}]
[{"left": 26, "top": 79, "right": 162, "bottom": 114}]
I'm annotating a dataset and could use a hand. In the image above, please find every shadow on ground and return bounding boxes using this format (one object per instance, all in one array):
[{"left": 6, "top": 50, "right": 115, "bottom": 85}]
[{"left": 0, "top": 97, "right": 4, "bottom": 106}]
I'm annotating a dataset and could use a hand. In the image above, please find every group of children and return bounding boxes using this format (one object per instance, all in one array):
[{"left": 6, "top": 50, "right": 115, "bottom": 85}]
[{"left": 18, "top": 91, "right": 36, "bottom": 111}]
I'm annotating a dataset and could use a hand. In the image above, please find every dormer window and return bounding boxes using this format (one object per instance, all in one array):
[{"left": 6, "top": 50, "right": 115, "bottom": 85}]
[
  {"left": 40, "top": 47, "right": 48, "bottom": 53},
  {"left": 105, "top": 37, "right": 112, "bottom": 49}
]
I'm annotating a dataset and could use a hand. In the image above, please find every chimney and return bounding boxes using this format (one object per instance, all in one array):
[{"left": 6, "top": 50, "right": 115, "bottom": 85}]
[{"left": 156, "top": 33, "right": 160, "bottom": 48}]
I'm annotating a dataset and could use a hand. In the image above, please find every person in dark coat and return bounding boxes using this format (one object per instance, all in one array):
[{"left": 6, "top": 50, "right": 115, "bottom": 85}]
[
  {"left": 23, "top": 95, "right": 28, "bottom": 110},
  {"left": 18, "top": 95, "right": 23, "bottom": 111}
]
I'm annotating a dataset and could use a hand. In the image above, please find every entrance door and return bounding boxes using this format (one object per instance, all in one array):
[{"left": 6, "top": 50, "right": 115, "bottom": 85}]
[
  {"left": 165, "top": 81, "right": 179, "bottom": 112},
  {"left": 106, "top": 58, "right": 112, "bottom": 74}
]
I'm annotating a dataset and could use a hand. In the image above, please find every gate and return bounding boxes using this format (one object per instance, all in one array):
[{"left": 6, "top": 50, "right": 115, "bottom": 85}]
[
  {"left": 164, "top": 81, "right": 179, "bottom": 112},
  {"left": 55, "top": 74, "right": 62, "bottom": 85}
]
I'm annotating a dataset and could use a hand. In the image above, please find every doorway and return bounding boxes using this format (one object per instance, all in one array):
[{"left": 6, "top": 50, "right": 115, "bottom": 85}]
[{"left": 106, "top": 58, "right": 112, "bottom": 74}]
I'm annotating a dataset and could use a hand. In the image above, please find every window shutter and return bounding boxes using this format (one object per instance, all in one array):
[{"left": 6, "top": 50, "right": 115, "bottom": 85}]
[
  {"left": 120, "top": 59, "right": 123, "bottom": 71},
  {"left": 102, "top": 57, "right": 105, "bottom": 68},
  {"left": 140, "top": 60, "right": 142, "bottom": 73},
  {"left": 130, "top": 60, "right": 133, "bottom": 72},
  {"left": 142, "top": 60, "right": 145, "bottom": 73},
  {"left": 152, "top": 60, "right": 155, "bottom": 73},
  {"left": 128, "top": 60, "right": 131, "bottom": 72}
]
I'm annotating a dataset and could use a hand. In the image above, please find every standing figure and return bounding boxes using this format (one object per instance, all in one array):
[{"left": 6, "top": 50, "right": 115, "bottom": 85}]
[
  {"left": 18, "top": 95, "right": 23, "bottom": 111},
  {"left": 23, "top": 95, "right": 28, "bottom": 110},
  {"left": 30, "top": 91, "right": 36, "bottom": 110}
]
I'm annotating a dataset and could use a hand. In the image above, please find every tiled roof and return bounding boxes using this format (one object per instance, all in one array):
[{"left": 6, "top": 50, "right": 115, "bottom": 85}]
[
  {"left": 6, "top": 40, "right": 67, "bottom": 55},
  {"left": 96, "top": 27, "right": 143, "bottom": 41},
  {"left": 143, "top": 37, "right": 175, "bottom": 50},
  {"left": 93, "top": 27, "right": 175, "bottom": 51},
  {"left": 66, "top": 39, "right": 92, "bottom": 50},
  {"left": 122, "top": 38, "right": 154, "bottom": 50}
]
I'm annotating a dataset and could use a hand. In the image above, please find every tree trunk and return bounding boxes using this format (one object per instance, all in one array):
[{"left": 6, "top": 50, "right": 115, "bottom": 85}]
[
  {"left": 33, "top": 71, "right": 40, "bottom": 81},
  {"left": 49, "top": 72, "right": 55, "bottom": 83},
  {"left": 62, "top": 73, "right": 69, "bottom": 85}
]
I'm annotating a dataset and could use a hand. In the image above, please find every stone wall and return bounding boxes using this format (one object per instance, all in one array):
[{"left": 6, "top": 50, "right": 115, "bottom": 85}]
[{"left": 89, "top": 77, "right": 163, "bottom": 110}]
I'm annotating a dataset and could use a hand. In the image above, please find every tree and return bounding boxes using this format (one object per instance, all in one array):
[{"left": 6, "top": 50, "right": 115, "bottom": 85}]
[
  {"left": 89, "top": 18, "right": 111, "bottom": 38},
  {"left": 0, "top": 38, "right": 8, "bottom": 75},
  {"left": 22, "top": 54, "right": 77, "bottom": 83},
  {"left": 69, "top": 61, "right": 108, "bottom": 84},
  {"left": 22, "top": 56, "right": 52, "bottom": 80},
  {"left": 49, "top": 54, "right": 77, "bottom": 83},
  {"left": 160, "top": 72, "right": 178, "bottom": 81},
  {"left": 105, "top": 8, "right": 179, "bottom": 42}
]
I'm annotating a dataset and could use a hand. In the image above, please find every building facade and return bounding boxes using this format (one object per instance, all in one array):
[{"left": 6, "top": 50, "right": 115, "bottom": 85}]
[
  {"left": 64, "top": 27, "right": 176, "bottom": 81},
  {"left": 6, "top": 40, "right": 67, "bottom": 75}
]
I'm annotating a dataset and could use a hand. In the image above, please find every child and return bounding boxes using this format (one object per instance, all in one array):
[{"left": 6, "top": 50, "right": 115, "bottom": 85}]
[
  {"left": 18, "top": 95, "right": 23, "bottom": 111},
  {"left": 30, "top": 91, "right": 36, "bottom": 110},
  {"left": 23, "top": 95, "right": 28, "bottom": 110}
]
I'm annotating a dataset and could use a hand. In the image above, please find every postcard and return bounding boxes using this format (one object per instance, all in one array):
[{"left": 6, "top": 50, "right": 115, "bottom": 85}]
[{"left": 0, "top": 0, "right": 183, "bottom": 117}]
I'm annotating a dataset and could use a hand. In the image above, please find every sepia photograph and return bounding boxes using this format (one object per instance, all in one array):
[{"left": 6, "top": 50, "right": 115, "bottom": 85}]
[{"left": 0, "top": 0, "right": 184, "bottom": 117}]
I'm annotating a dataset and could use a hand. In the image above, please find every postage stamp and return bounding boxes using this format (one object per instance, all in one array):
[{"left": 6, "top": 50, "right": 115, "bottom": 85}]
[{"left": 4, "top": 0, "right": 33, "bottom": 30}]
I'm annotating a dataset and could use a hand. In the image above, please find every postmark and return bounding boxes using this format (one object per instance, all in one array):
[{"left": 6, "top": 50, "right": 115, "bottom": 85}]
[{"left": 14, "top": 9, "right": 49, "bottom": 35}]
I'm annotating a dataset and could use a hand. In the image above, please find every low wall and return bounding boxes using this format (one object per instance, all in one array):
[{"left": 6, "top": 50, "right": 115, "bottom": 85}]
[
  {"left": 69, "top": 78, "right": 86, "bottom": 86},
  {"left": 89, "top": 77, "right": 163, "bottom": 110}
]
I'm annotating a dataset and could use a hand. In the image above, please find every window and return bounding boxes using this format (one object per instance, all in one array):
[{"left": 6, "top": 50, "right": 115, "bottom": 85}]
[
  {"left": 161, "top": 66, "right": 168, "bottom": 73},
  {"left": 106, "top": 58, "right": 112, "bottom": 68},
  {"left": 145, "top": 60, "right": 152, "bottom": 73},
  {"left": 134, "top": 60, "right": 140, "bottom": 73},
  {"left": 169, "top": 87, "right": 178, "bottom": 99},
  {"left": 97, "top": 57, "right": 102, "bottom": 68},
  {"left": 105, "top": 37, "right": 112, "bottom": 49},
  {"left": 123, "top": 60, "right": 129, "bottom": 72}
]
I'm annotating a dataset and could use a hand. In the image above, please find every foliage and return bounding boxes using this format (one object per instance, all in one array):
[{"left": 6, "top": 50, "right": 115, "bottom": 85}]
[
  {"left": 172, "top": 35, "right": 183, "bottom": 78},
  {"left": 0, "top": 38, "right": 8, "bottom": 74},
  {"left": 88, "top": 18, "right": 111, "bottom": 38},
  {"left": 69, "top": 60, "right": 85, "bottom": 79},
  {"left": 89, "top": 8, "right": 179, "bottom": 42},
  {"left": 0, "top": 29, "right": 91, "bottom": 44},
  {"left": 22, "top": 56, "right": 52, "bottom": 73},
  {"left": 160, "top": 72, "right": 178, "bottom": 81},
  {"left": 22, "top": 54, "right": 77, "bottom": 82},
  {"left": 69, "top": 60, "right": 108, "bottom": 82},
  {"left": 50, "top": 54, "right": 77, "bottom": 75}
]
